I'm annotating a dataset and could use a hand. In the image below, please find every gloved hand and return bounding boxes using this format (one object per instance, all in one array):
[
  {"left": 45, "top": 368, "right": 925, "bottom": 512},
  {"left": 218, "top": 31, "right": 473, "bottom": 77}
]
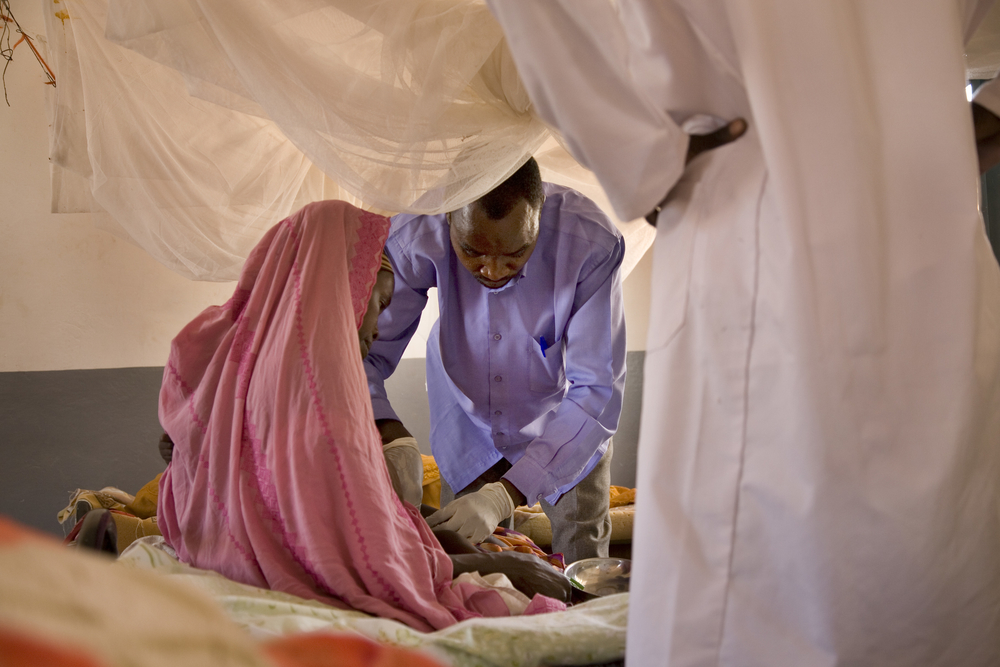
[
  {"left": 426, "top": 481, "right": 515, "bottom": 544},
  {"left": 382, "top": 437, "right": 424, "bottom": 506}
]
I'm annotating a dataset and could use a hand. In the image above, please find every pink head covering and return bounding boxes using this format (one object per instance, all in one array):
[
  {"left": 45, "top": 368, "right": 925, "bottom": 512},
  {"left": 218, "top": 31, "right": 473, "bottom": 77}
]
[{"left": 157, "top": 201, "right": 487, "bottom": 630}]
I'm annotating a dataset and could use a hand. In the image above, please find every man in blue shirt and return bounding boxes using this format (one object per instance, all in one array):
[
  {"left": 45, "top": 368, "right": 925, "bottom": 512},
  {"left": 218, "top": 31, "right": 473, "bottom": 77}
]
[{"left": 365, "top": 158, "right": 627, "bottom": 563}]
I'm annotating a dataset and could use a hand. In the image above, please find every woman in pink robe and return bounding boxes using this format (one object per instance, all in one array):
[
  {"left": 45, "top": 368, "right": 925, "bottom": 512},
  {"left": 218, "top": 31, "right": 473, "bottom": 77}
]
[{"left": 157, "top": 201, "right": 566, "bottom": 631}]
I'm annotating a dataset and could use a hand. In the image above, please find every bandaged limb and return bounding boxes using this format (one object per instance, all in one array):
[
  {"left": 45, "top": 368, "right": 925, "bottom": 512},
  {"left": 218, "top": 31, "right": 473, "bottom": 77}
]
[{"left": 382, "top": 437, "right": 424, "bottom": 506}]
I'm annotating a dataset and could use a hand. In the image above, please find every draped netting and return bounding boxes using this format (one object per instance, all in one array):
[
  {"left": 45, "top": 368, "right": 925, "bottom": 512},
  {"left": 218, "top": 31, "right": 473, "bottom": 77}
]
[
  {"left": 42, "top": 0, "right": 656, "bottom": 281},
  {"left": 967, "top": 0, "right": 1000, "bottom": 79}
]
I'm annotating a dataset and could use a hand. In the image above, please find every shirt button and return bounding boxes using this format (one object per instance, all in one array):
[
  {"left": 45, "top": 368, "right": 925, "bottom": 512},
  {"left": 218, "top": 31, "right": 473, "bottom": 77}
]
[
  {"left": 494, "top": 410, "right": 502, "bottom": 416},
  {"left": 493, "top": 333, "right": 502, "bottom": 341},
  {"left": 494, "top": 375, "right": 502, "bottom": 382}
]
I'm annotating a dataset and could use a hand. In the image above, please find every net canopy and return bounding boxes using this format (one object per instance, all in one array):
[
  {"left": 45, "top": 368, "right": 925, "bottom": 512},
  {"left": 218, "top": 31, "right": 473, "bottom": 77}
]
[
  {"left": 43, "top": 0, "right": 655, "bottom": 281},
  {"left": 968, "top": 0, "right": 1000, "bottom": 79}
]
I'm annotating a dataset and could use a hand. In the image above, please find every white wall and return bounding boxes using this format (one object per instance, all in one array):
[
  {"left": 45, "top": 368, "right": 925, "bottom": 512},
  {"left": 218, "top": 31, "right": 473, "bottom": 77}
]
[
  {"left": 0, "top": 1, "right": 649, "bottom": 373},
  {"left": 0, "top": 1, "right": 233, "bottom": 372},
  {"left": 622, "top": 246, "right": 651, "bottom": 350}
]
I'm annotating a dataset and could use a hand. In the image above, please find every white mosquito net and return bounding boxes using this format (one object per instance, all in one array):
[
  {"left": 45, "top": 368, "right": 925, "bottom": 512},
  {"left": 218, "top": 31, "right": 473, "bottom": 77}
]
[
  {"left": 42, "top": 0, "right": 655, "bottom": 281},
  {"left": 968, "top": 0, "right": 1000, "bottom": 79}
]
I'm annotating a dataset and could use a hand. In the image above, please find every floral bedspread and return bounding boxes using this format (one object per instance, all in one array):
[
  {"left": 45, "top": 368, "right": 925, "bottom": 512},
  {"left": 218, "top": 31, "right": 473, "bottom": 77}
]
[{"left": 118, "top": 538, "right": 627, "bottom": 667}]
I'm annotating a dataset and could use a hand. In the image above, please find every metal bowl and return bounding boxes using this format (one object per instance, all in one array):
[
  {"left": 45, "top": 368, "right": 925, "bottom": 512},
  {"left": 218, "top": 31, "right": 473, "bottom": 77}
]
[{"left": 565, "top": 557, "right": 631, "bottom": 597}]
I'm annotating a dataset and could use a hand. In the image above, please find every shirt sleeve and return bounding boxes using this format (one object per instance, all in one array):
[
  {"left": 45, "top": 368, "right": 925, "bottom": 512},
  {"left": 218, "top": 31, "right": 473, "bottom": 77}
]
[
  {"left": 486, "top": 0, "right": 689, "bottom": 222},
  {"left": 364, "top": 237, "right": 430, "bottom": 423},
  {"left": 503, "top": 234, "right": 628, "bottom": 506}
]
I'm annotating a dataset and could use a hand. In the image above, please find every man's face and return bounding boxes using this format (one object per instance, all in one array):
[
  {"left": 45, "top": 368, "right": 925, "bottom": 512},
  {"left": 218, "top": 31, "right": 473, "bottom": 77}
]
[
  {"left": 359, "top": 269, "right": 394, "bottom": 359},
  {"left": 448, "top": 198, "right": 541, "bottom": 289}
]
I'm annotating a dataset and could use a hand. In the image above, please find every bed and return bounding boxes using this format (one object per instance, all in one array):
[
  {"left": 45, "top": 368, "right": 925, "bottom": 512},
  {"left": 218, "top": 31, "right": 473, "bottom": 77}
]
[
  {"left": 4, "top": 515, "right": 626, "bottom": 667},
  {"left": 117, "top": 537, "right": 628, "bottom": 667},
  {"left": 53, "top": 470, "right": 631, "bottom": 667}
]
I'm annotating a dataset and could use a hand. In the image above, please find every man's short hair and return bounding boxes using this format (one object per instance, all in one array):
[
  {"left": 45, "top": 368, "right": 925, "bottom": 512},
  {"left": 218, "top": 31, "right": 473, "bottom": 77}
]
[{"left": 475, "top": 157, "right": 544, "bottom": 220}]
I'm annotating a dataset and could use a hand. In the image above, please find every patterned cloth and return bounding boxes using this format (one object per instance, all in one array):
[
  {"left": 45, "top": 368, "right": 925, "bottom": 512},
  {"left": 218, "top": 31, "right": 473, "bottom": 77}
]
[
  {"left": 117, "top": 536, "right": 628, "bottom": 667},
  {"left": 156, "top": 201, "right": 527, "bottom": 631},
  {"left": 481, "top": 528, "right": 565, "bottom": 573}
]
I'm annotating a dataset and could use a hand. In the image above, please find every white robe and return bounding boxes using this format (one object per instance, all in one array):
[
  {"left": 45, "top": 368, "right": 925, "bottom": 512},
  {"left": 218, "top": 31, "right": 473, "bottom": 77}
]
[{"left": 488, "top": 2, "right": 1000, "bottom": 665}]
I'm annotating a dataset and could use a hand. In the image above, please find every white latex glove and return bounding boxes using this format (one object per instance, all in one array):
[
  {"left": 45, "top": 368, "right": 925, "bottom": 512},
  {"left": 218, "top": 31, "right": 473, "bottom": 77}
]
[
  {"left": 426, "top": 481, "right": 515, "bottom": 544},
  {"left": 382, "top": 437, "right": 424, "bottom": 506}
]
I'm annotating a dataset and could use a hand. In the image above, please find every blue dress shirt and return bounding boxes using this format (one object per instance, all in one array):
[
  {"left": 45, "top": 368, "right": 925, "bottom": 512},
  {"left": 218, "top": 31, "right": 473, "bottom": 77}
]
[{"left": 365, "top": 184, "right": 627, "bottom": 506}]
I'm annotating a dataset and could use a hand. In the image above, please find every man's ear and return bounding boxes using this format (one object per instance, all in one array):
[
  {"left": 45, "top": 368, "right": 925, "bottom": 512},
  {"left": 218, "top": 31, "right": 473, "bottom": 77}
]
[
  {"left": 533, "top": 195, "right": 545, "bottom": 224},
  {"left": 533, "top": 195, "right": 546, "bottom": 221}
]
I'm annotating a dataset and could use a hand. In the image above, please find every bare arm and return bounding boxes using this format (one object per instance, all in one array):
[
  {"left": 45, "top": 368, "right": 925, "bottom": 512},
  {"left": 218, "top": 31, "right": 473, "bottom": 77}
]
[
  {"left": 499, "top": 478, "right": 526, "bottom": 508},
  {"left": 375, "top": 418, "right": 413, "bottom": 444},
  {"left": 645, "top": 118, "right": 748, "bottom": 226},
  {"left": 158, "top": 432, "right": 173, "bottom": 464},
  {"left": 432, "top": 527, "right": 570, "bottom": 602},
  {"left": 449, "top": 551, "right": 571, "bottom": 603}
]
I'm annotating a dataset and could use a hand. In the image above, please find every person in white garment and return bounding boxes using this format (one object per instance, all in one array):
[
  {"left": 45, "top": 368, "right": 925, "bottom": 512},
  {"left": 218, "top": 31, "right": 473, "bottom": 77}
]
[{"left": 487, "top": 2, "right": 1000, "bottom": 665}]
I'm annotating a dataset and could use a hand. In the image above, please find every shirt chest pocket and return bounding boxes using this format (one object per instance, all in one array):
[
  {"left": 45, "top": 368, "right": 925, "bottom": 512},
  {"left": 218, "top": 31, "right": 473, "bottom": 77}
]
[{"left": 528, "top": 336, "right": 565, "bottom": 394}]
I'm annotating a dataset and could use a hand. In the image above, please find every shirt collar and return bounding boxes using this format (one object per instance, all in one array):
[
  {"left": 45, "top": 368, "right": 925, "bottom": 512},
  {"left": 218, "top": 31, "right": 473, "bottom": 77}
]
[{"left": 487, "top": 269, "right": 525, "bottom": 294}]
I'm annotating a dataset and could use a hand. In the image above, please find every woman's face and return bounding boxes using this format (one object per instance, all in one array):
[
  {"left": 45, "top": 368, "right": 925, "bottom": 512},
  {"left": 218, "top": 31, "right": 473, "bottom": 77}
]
[{"left": 359, "top": 269, "right": 394, "bottom": 359}]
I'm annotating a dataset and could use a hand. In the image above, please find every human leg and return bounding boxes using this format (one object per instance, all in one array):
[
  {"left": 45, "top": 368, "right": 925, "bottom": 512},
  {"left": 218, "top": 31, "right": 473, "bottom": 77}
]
[{"left": 540, "top": 441, "right": 612, "bottom": 564}]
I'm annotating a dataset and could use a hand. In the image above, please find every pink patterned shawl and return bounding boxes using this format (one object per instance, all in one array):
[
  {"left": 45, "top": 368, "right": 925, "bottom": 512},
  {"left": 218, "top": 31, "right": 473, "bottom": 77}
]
[{"left": 157, "top": 201, "right": 485, "bottom": 630}]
